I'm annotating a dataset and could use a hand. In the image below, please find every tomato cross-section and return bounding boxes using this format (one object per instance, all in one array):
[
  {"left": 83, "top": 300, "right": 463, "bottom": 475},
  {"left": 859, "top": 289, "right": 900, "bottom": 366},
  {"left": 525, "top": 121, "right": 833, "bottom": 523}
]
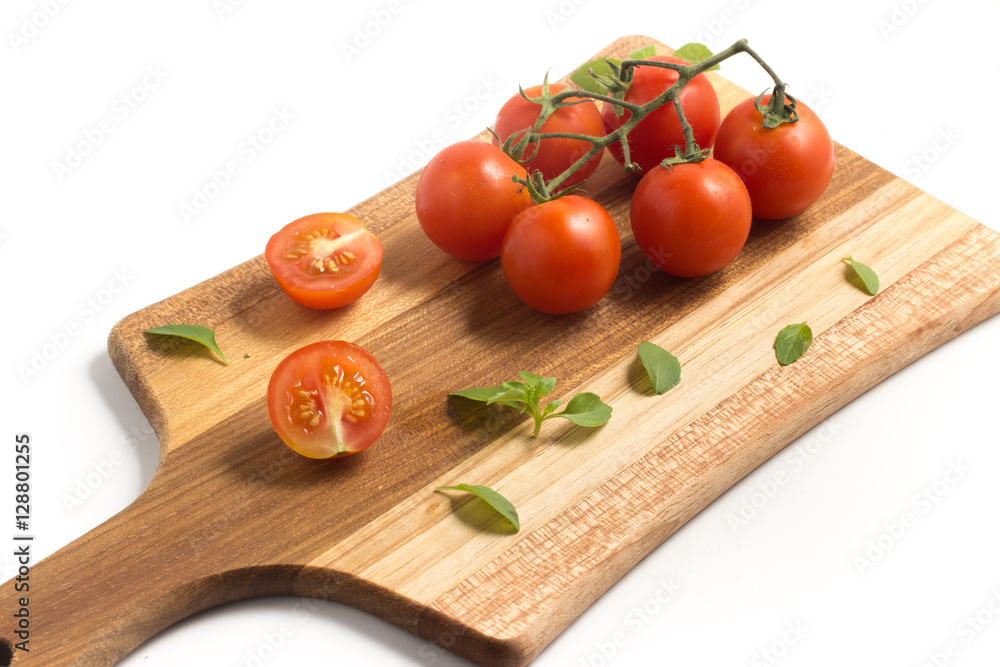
[
  {"left": 265, "top": 212, "right": 383, "bottom": 309},
  {"left": 266, "top": 340, "right": 392, "bottom": 459}
]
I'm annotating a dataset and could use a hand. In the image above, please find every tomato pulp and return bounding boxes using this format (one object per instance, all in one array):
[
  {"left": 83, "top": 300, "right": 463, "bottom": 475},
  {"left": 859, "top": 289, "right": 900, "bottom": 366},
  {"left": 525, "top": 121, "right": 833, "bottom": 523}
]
[
  {"left": 265, "top": 212, "right": 383, "bottom": 309},
  {"left": 266, "top": 340, "right": 392, "bottom": 459}
]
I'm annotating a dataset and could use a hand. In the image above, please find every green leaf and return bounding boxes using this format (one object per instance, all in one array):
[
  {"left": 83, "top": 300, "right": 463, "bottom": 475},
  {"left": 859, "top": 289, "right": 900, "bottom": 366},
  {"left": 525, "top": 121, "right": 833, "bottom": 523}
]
[
  {"left": 450, "top": 385, "right": 510, "bottom": 403},
  {"left": 436, "top": 484, "right": 520, "bottom": 532},
  {"left": 145, "top": 324, "right": 229, "bottom": 365},
  {"left": 451, "top": 372, "right": 611, "bottom": 437},
  {"left": 672, "top": 42, "right": 720, "bottom": 71},
  {"left": 551, "top": 392, "right": 613, "bottom": 428},
  {"left": 542, "top": 399, "right": 562, "bottom": 415},
  {"left": 774, "top": 323, "right": 813, "bottom": 366},
  {"left": 451, "top": 382, "right": 527, "bottom": 412},
  {"left": 518, "top": 371, "right": 557, "bottom": 398},
  {"left": 628, "top": 44, "right": 656, "bottom": 60},
  {"left": 637, "top": 341, "right": 681, "bottom": 395},
  {"left": 569, "top": 57, "right": 621, "bottom": 93},
  {"left": 842, "top": 257, "right": 880, "bottom": 296}
]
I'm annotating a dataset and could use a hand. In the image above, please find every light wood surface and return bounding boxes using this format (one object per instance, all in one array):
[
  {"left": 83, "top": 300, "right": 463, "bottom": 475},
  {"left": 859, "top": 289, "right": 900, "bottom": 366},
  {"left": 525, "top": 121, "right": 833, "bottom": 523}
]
[{"left": 2, "top": 35, "right": 999, "bottom": 667}]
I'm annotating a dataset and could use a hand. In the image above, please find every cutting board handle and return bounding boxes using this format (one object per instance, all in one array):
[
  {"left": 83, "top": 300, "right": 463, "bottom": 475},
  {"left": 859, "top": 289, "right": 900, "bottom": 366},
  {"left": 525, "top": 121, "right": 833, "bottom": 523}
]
[{"left": 0, "top": 480, "right": 297, "bottom": 666}]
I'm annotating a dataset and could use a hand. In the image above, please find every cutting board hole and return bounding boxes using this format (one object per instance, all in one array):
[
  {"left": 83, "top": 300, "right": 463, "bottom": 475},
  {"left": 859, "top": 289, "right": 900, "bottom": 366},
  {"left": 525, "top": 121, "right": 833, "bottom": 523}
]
[{"left": 0, "top": 638, "right": 13, "bottom": 665}]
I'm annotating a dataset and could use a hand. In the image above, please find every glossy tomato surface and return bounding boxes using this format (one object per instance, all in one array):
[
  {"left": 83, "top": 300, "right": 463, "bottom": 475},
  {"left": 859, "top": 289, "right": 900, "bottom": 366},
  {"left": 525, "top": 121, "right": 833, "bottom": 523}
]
[
  {"left": 629, "top": 159, "right": 752, "bottom": 277},
  {"left": 415, "top": 140, "right": 534, "bottom": 261},
  {"left": 493, "top": 82, "right": 605, "bottom": 189},
  {"left": 602, "top": 55, "right": 721, "bottom": 173},
  {"left": 501, "top": 195, "right": 621, "bottom": 314},
  {"left": 713, "top": 94, "right": 835, "bottom": 220},
  {"left": 267, "top": 340, "right": 392, "bottom": 459},
  {"left": 265, "top": 213, "right": 382, "bottom": 309}
]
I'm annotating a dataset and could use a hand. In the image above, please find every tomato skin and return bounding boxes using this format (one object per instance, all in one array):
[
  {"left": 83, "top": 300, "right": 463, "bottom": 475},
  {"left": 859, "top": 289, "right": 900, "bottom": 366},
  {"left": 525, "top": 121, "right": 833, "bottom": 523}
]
[
  {"left": 415, "top": 140, "right": 534, "bottom": 261},
  {"left": 492, "top": 82, "right": 604, "bottom": 188},
  {"left": 501, "top": 195, "right": 621, "bottom": 315},
  {"left": 265, "top": 213, "right": 383, "bottom": 309},
  {"left": 602, "top": 55, "right": 721, "bottom": 173},
  {"left": 713, "top": 95, "right": 834, "bottom": 220},
  {"left": 629, "top": 159, "right": 752, "bottom": 278},
  {"left": 266, "top": 340, "right": 391, "bottom": 459}
]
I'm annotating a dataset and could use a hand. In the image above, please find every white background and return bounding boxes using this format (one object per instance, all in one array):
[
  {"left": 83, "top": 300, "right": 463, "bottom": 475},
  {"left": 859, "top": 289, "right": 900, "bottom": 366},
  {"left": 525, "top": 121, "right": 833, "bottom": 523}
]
[{"left": 2, "top": 0, "right": 999, "bottom": 665}]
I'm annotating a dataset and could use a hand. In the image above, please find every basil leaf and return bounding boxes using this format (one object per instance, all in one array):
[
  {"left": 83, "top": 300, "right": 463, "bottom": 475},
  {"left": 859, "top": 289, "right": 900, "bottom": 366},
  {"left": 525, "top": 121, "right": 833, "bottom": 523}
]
[
  {"left": 842, "top": 257, "right": 880, "bottom": 296},
  {"left": 552, "top": 392, "right": 613, "bottom": 428},
  {"left": 518, "top": 371, "right": 557, "bottom": 398},
  {"left": 450, "top": 385, "right": 510, "bottom": 403},
  {"left": 570, "top": 57, "right": 621, "bottom": 93},
  {"left": 774, "top": 323, "right": 813, "bottom": 366},
  {"left": 672, "top": 42, "right": 720, "bottom": 70},
  {"left": 452, "top": 372, "right": 611, "bottom": 436},
  {"left": 451, "top": 383, "right": 527, "bottom": 412},
  {"left": 436, "top": 484, "right": 520, "bottom": 532},
  {"left": 637, "top": 341, "right": 681, "bottom": 395},
  {"left": 628, "top": 44, "right": 656, "bottom": 60},
  {"left": 145, "top": 324, "right": 229, "bottom": 365}
]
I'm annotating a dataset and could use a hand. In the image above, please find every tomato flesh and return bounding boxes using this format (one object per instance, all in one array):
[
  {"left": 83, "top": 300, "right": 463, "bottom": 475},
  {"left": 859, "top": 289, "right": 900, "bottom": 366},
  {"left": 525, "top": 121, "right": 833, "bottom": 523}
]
[
  {"left": 265, "top": 213, "right": 383, "bottom": 309},
  {"left": 267, "top": 340, "right": 391, "bottom": 459}
]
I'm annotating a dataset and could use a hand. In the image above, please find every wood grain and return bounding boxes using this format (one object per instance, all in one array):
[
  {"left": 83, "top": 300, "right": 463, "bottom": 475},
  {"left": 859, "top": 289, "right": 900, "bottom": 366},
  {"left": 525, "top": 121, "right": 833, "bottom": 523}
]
[{"left": 2, "top": 35, "right": 999, "bottom": 667}]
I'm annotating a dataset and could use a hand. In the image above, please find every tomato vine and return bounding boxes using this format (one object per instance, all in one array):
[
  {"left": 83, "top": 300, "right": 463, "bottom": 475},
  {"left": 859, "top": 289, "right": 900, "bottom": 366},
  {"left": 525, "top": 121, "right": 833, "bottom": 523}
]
[{"left": 498, "top": 38, "right": 798, "bottom": 203}]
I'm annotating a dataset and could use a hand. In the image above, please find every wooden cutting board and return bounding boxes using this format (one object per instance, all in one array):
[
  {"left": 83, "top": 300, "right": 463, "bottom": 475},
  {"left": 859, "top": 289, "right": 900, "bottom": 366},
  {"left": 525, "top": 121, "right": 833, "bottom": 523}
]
[{"left": 3, "top": 35, "right": 999, "bottom": 667}]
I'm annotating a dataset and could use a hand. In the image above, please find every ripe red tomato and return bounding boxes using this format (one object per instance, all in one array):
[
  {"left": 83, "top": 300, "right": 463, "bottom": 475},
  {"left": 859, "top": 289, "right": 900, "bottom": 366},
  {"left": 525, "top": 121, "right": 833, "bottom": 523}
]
[
  {"left": 602, "top": 55, "right": 721, "bottom": 173},
  {"left": 492, "top": 82, "right": 605, "bottom": 189},
  {"left": 629, "top": 159, "right": 751, "bottom": 277},
  {"left": 501, "top": 195, "right": 621, "bottom": 314},
  {"left": 415, "top": 140, "right": 534, "bottom": 261},
  {"left": 265, "top": 212, "right": 382, "bottom": 309},
  {"left": 713, "top": 95, "right": 834, "bottom": 220},
  {"left": 267, "top": 340, "right": 392, "bottom": 459}
]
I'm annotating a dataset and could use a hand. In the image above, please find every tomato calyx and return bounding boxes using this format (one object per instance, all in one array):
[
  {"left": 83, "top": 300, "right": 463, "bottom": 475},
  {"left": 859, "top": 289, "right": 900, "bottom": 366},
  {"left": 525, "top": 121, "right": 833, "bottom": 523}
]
[
  {"left": 754, "top": 87, "right": 800, "bottom": 129},
  {"left": 658, "top": 145, "right": 711, "bottom": 170}
]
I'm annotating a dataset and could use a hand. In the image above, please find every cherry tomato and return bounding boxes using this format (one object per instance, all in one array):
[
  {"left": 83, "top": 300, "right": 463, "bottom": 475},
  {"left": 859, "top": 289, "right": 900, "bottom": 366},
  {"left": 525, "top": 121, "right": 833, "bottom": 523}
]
[
  {"left": 602, "top": 55, "right": 721, "bottom": 173},
  {"left": 713, "top": 95, "right": 834, "bottom": 220},
  {"left": 629, "top": 159, "right": 751, "bottom": 278},
  {"left": 415, "top": 140, "right": 534, "bottom": 261},
  {"left": 267, "top": 340, "right": 391, "bottom": 459},
  {"left": 501, "top": 195, "right": 621, "bottom": 314},
  {"left": 492, "top": 82, "right": 605, "bottom": 189},
  {"left": 265, "top": 213, "right": 382, "bottom": 309}
]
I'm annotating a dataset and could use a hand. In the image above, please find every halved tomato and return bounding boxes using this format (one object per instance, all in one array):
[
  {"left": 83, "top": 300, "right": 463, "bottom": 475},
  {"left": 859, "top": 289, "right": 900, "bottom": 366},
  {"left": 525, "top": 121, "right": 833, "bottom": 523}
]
[
  {"left": 265, "top": 212, "right": 383, "bottom": 309},
  {"left": 266, "top": 340, "right": 392, "bottom": 459}
]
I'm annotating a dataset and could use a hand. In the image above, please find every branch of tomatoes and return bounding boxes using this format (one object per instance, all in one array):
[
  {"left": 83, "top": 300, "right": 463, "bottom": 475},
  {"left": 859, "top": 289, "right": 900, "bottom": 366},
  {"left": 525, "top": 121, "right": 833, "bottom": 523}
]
[{"left": 499, "top": 38, "right": 798, "bottom": 203}]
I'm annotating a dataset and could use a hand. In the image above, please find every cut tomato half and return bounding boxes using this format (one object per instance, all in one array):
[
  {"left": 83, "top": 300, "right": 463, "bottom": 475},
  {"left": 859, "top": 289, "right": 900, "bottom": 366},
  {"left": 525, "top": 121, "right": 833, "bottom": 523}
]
[
  {"left": 265, "top": 212, "right": 383, "bottom": 309},
  {"left": 266, "top": 340, "right": 392, "bottom": 459}
]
